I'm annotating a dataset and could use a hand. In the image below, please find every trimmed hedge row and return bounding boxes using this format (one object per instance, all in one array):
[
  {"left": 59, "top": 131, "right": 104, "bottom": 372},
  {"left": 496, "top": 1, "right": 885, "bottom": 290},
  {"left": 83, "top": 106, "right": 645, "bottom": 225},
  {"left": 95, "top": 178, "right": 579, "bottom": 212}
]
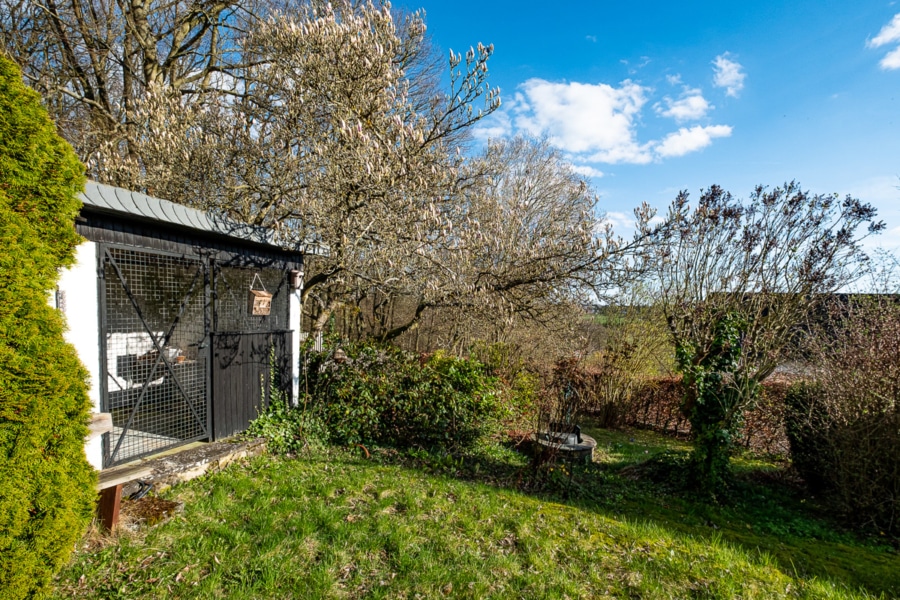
[
  {"left": 0, "top": 55, "right": 95, "bottom": 599},
  {"left": 580, "top": 374, "right": 792, "bottom": 456}
]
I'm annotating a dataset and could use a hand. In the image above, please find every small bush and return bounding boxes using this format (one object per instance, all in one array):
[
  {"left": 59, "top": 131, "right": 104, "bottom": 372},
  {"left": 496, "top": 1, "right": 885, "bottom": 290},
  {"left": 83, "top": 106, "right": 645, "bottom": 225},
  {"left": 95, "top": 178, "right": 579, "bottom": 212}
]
[
  {"left": 0, "top": 55, "right": 95, "bottom": 599},
  {"left": 246, "top": 346, "right": 328, "bottom": 455},
  {"left": 784, "top": 299, "right": 900, "bottom": 533},
  {"left": 247, "top": 391, "right": 328, "bottom": 455},
  {"left": 783, "top": 383, "right": 833, "bottom": 492},
  {"left": 305, "top": 342, "right": 503, "bottom": 450},
  {"left": 470, "top": 341, "right": 541, "bottom": 431},
  {"left": 576, "top": 304, "right": 672, "bottom": 429}
]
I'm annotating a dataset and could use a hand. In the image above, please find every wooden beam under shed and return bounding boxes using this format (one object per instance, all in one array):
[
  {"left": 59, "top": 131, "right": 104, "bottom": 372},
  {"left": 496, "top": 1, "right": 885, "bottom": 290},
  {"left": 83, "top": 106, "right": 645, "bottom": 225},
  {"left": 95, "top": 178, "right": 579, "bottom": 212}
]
[{"left": 95, "top": 463, "right": 154, "bottom": 531}]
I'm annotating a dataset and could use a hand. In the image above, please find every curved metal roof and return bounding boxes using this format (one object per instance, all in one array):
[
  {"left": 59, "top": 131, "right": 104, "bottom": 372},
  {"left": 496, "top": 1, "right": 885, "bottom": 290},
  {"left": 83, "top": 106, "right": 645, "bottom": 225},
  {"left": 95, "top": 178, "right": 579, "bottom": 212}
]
[{"left": 79, "top": 181, "right": 321, "bottom": 254}]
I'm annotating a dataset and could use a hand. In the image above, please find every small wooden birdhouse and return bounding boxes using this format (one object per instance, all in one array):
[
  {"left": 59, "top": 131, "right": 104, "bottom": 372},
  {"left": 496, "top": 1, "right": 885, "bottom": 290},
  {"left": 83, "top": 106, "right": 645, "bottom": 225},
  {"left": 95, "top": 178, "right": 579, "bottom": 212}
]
[
  {"left": 248, "top": 289, "right": 272, "bottom": 315},
  {"left": 248, "top": 273, "right": 272, "bottom": 315}
]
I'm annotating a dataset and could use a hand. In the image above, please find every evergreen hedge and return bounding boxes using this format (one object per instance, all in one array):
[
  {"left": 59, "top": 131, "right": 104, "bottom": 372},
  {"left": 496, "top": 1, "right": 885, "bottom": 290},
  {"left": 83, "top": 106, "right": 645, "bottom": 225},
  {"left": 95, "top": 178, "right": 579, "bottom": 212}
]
[{"left": 0, "top": 55, "right": 95, "bottom": 599}]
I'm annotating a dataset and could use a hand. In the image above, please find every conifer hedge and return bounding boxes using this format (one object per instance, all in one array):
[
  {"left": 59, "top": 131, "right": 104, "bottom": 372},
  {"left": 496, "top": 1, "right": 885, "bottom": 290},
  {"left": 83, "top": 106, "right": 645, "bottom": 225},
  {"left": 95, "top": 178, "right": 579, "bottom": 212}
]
[{"left": 0, "top": 55, "right": 95, "bottom": 599}]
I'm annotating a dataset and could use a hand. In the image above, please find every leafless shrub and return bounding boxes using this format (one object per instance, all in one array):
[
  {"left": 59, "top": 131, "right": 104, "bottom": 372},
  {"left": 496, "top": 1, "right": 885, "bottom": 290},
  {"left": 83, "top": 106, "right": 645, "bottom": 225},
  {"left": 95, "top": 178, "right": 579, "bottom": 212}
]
[
  {"left": 786, "top": 297, "right": 900, "bottom": 533},
  {"left": 580, "top": 302, "right": 673, "bottom": 428},
  {"left": 625, "top": 375, "right": 792, "bottom": 454}
]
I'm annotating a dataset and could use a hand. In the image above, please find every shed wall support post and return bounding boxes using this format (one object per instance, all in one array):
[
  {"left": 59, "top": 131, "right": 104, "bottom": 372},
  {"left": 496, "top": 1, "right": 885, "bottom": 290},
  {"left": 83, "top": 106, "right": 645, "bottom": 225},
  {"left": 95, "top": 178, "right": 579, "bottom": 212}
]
[{"left": 290, "top": 288, "right": 302, "bottom": 405}]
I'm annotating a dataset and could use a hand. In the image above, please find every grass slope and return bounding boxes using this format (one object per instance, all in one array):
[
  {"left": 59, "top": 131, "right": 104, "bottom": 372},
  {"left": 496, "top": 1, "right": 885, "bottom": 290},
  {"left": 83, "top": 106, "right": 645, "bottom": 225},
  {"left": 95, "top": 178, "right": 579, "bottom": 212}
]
[{"left": 54, "top": 429, "right": 898, "bottom": 599}]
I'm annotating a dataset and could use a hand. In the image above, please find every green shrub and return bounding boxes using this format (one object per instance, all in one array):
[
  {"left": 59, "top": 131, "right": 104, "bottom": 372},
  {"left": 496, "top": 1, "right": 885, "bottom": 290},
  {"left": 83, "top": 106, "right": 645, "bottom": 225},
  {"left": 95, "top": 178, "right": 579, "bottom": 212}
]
[
  {"left": 783, "top": 382, "right": 833, "bottom": 492},
  {"left": 246, "top": 391, "right": 329, "bottom": 455},
  {"left": 305, "top": 342, "right": 503, "bottom": 450},
  {"left": 470, "top": 341, "right": 540, "bottom": 431},
  {"left": 784, "top": 299, "right": 900, "bottom": 533},
  {"left": 0, "top": 55, "right": 95, "bottom": 599},
  {"left": 246, "top": 351, "right": 328, "bottom": 455}
]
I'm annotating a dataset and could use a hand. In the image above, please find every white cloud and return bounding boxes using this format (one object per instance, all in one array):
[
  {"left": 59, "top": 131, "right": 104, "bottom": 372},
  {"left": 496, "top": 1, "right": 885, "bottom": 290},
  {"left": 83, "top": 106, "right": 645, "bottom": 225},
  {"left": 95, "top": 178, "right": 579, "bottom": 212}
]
[
  {"left": 869, "top": 14, "right": 900, "bottom": 70},
  {"left": 599, "top": 212, "right": 667, "bottom": 238},
  {"left": 619, "top": 56, "right": 652, "bottom": 74},
  {"left": 601, "top": 211, "right": 636, "bottom": 231},
  {"left": 571, "top": 165, "right": 605, "bottom": 178},
  {"left": 844, "top": 175, "right": 900, "bottom": 204},
  {"left": 655, "top": 125, "right": 732, "bottom": 158},
  {"left": 712, "top": 53, "right": 746, "bottom": 97},
  {"left": 586, "top": 35, "right": 597, "bottom": 43},
  {"left": 478, "top": 73, "right": 734, "bottom": 169},
  {"left": 869, "top": 14, "right": 900, "bottom": 47},
  {"left": 655, "top": 87, "right": 712, "bottom": 122},
  {"left": 472, "top": 110, "right": 512, "bottom": 141},
  {"left": 665, "top": 74, "right": 683, "bottom": 86},
  {"left": 513, "top": 78, "right": 653, "bottom": 164},
  {"left": 881, "top": 45, "right": 900, "bottom": 70}
]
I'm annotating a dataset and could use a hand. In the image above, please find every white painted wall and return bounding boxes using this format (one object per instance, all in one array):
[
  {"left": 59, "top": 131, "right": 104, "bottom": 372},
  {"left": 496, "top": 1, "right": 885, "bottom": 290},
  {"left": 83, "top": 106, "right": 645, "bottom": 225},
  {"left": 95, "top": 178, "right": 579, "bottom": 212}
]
[
  {"left": 55, "top": 240, "right": 103, "bottom": 470},
  {"left": 290, "top": 288, "right": 302, "bottom": 405}
]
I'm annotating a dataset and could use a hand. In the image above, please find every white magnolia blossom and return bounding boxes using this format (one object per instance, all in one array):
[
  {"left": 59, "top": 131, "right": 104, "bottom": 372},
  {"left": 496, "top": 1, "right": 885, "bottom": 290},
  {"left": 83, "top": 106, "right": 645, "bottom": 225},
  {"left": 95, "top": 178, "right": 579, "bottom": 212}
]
[{"left": 7, "top": 0, "right": 656, "bottom": 337}]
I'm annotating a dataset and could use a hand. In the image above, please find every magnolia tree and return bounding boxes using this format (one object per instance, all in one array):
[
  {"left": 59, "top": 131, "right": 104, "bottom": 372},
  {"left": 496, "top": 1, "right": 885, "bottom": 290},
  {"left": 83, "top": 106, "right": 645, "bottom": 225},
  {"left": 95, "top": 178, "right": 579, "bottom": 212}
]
[
  {"left": 378, "top": 135, "right": 650, "bottom": 341},
  {"left": 9, "top": 0, "right": 656, "bottom": 340},
  {"left": 646, "top": 182, "right": 882, "bottom": 494},
  {"left": 85, "top": 1, "right": 501, "bottom": 331},
  {"left": 0, "top": 0, "right": 265, "bottom": 158},
  {"left": 84, "top": 4, "right": 655, "bottom": 338}
]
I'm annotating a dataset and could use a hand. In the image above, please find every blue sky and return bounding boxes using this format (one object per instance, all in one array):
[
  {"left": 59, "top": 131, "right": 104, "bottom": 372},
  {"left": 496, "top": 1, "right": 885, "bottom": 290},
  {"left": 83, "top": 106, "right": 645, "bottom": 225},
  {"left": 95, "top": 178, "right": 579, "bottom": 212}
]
[{"left": 406, "top": 1, "right": 900, "bottom": 247}]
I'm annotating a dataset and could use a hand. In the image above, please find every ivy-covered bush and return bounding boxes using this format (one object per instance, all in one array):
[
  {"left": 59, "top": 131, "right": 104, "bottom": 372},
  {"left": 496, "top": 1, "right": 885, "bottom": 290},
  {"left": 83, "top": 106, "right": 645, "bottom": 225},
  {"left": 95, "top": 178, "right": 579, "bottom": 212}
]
[
  {"left": 305, "top": 342, "right": 504, "bottom": 450},
  {"left": 0, "top": 55, "right": 95, "bottom": 599},
  {"left": 675, "top": 313, "right": 751, "bottom": 495}
]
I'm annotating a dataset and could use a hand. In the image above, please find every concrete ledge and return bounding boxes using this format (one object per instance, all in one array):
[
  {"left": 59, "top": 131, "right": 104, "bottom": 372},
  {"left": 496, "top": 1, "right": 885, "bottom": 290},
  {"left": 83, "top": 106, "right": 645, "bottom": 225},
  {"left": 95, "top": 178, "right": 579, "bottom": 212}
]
[
  {"left": 98, "top": 438, "right": 268, "bottom": 493},
  {"left": 94, "top": 438, "right": 267, "bottom": 531},
  {"left": 149, "top": 438, "right": 268, "bottom": 492}
]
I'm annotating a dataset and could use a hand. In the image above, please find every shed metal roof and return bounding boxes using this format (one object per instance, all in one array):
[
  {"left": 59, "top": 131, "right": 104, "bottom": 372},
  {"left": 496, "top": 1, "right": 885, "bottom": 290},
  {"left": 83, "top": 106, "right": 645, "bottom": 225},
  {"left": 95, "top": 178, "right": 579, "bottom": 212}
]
[{"left": 79, "top": 181, "right": 319, "bottom": 255}]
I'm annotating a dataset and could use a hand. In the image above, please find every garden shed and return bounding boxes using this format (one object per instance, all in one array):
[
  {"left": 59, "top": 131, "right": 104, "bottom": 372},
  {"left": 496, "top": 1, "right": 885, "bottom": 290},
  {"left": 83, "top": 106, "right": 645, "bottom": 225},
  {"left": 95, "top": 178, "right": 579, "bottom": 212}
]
[{"left": 57, "top": 181, "right": 309, "bottom": 470}]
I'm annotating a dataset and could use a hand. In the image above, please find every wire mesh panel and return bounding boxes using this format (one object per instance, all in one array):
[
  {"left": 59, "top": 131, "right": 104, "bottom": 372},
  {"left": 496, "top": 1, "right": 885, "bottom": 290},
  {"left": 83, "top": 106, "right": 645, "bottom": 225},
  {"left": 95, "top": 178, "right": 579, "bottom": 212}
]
[
  {"left": 213, "top": 264, "right": 288, "bottom": 333},
  {"left": 101, "top": 247, "right": 209, "bottom": 467}
]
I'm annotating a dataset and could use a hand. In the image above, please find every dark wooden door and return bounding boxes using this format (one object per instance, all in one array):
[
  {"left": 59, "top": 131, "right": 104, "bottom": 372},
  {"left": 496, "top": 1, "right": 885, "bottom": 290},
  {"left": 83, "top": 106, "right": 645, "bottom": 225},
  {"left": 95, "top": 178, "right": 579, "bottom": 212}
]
[{"left": 210, "top": 330, "right": 292, "bottom": 440}]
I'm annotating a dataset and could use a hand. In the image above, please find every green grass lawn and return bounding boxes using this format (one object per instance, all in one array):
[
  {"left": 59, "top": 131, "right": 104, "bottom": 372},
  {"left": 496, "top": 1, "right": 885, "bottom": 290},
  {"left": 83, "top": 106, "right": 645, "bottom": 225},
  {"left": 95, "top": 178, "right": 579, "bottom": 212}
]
[{"left": 54, "top": 427, "right": 899, "bottom": 599}]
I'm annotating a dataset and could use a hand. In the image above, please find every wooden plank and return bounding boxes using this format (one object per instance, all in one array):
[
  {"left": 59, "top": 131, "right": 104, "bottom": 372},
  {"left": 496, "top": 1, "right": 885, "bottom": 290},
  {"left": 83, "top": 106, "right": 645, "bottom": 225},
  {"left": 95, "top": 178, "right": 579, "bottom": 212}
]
[
  {"left": 212, "top": 334, "right": 225, "bottom": 440},
  {"left": 242, "top": 334, "right": 251, "bottom": 435},
  {"left": 87, "top": 413, "right": 113, "bottom": 440},
  {"left": 221, "top": 334, "right": 234, "bottom": 439},
  {"left": 239, "top": 334, "right": 249, "bottom": 436},
  {"left": 97, "top": 463, "right": 154, "bottom": 490},
  {"left": 98, "top": 484, "right": 122, "bottom": 531}
]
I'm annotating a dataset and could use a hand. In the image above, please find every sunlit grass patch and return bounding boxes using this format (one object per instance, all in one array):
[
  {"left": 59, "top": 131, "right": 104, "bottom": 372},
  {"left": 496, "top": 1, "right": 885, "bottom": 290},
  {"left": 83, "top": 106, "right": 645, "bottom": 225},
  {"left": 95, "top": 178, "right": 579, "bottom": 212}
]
[{"left": 54, "top": 429, "right": 898, "bottom": 599}]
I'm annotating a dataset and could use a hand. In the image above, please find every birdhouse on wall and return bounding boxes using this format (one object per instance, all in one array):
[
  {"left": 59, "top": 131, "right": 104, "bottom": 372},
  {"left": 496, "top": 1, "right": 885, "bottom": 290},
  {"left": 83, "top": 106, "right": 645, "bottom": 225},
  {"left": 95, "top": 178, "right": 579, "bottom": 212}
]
[
  {"left": 248, "top": 273, "right": 272, "bottom": 316},
  {"left": 248, "top": 289, "right": 272, "bottom": 316}
]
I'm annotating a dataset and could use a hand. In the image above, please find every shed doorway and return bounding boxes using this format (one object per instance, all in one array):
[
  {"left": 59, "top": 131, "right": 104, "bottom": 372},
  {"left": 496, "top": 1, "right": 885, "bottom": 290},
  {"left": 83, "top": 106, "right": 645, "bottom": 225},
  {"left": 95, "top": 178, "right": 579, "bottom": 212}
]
[
  {"left": 99, "top": 245, "right": 292, "bottom": 468},
  {"left": 209, "top": 262, "right": 292, "bottom": 440},
  {"left": 101, "top": 246, "right": 209, "bottom": 467}
]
